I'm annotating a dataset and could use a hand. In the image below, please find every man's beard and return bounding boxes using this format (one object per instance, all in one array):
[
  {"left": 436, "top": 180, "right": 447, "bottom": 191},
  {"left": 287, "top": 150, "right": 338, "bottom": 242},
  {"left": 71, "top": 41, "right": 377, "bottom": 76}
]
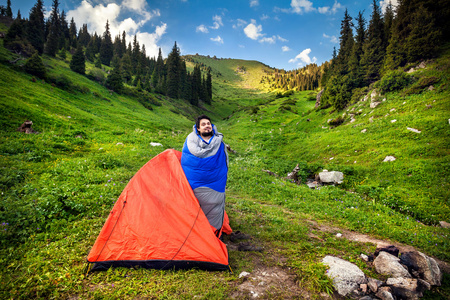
[{"left": 201, "top": 131, "right": 213, "bottom": 137}]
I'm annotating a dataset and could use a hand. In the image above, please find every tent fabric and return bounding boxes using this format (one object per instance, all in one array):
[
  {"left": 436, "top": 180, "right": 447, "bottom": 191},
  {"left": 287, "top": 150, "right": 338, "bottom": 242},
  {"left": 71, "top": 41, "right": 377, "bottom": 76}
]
[
  {"left": 87, "top": 149, "right": 230, "bottom": 272},
  {"left": 181, "top": 124, "right": 228, "bottom": 231}
]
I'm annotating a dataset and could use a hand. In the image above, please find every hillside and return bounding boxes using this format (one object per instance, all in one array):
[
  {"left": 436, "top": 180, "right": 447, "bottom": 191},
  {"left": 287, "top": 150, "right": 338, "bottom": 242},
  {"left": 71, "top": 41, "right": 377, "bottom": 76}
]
[{"left": 1, "top": 29, "right": 449, "bottom": 299}]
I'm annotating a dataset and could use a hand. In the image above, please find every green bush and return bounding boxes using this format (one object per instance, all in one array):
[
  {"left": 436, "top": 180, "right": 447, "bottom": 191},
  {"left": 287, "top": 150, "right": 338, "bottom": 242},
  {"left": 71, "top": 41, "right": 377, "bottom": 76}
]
[{"left": 378, "top": 70, "right": 411, "bottom": 93}]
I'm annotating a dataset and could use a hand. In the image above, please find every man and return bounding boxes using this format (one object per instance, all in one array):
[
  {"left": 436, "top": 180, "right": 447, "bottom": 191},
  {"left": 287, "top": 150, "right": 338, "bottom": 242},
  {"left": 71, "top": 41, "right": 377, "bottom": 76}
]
[{"left": 181, "top": 115, "right": 228, "bottom": 236}]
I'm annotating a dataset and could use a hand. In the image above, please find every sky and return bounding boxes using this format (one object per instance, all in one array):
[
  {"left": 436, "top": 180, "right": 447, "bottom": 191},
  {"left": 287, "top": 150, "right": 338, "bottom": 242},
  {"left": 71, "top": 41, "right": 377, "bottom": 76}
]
[{"left": 10, "top": 0, "right": 398, "bottom": 71}]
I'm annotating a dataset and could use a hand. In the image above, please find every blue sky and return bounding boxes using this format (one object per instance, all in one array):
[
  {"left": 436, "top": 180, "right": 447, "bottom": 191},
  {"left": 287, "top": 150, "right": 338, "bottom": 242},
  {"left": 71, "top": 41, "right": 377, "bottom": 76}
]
[{"left": 10, "top": 0, "right": 397, "bottom": 71}]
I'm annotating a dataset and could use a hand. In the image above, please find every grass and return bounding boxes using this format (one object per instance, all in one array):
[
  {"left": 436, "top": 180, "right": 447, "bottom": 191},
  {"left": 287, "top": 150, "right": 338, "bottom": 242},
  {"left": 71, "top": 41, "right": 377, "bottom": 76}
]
[{"left": 0, "top": 38, "right": 449, "bottom": 299}]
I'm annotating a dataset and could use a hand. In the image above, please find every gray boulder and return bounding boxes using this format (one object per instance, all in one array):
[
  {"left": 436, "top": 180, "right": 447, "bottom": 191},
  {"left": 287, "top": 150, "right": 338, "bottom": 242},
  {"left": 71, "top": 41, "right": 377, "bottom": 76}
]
[
  {"left": 386, "top": 277, "right": 430, "bottom": 300},
  {"left": 322, "top": 256, "right": 367, "bottom": 297},
  {"left": 319, "top": 170, "right": 344, "bottom": 184},
  {"left": 373, "top": 251, "right": 411, "bottom": 278},
  {"left": 400, "top": 251, "right": 442, "bottom": 286}
]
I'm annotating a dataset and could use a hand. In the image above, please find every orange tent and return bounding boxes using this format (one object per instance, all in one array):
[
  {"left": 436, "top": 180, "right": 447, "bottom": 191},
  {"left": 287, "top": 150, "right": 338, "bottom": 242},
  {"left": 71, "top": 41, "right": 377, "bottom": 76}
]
[{"left": 87, "top": 149, "right": 231, "bottom": 271}]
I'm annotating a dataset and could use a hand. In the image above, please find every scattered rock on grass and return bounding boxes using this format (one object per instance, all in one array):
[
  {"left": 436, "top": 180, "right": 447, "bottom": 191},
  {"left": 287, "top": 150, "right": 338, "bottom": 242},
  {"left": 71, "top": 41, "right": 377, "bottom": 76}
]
[{"left": 383, "top": 156, "right": 396, "bottom": 162}]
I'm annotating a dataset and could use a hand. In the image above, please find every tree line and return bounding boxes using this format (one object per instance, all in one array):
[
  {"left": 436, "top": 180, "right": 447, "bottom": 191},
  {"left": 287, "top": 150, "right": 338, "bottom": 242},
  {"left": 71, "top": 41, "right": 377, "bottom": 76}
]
[
  {"left": 261, "top": 0, "right": 448, "bottom": 110},
  {"left": 2, "top": 0, "right": 212, "bottom": 106}
]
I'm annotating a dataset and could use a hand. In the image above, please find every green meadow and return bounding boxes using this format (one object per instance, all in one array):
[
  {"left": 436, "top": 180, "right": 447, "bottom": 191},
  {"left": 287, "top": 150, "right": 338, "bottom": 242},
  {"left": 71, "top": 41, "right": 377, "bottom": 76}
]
[{"left": 1, "top": 32, "right": 449, "bottom": 299}]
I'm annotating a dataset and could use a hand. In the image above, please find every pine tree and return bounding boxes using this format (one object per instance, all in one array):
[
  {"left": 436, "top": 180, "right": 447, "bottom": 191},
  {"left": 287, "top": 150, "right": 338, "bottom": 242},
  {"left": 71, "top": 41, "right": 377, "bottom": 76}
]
[
  {"left": 24, "top": 51, "right": 46, "bottom": 79},
  {"left": 120, "top": 53, "right": 133, "bottom": 83},
  {"left": 68, "top": 17, "right": 77, "bottom": 49},
  {"left": 348, "top": 11, "right": 366, "bottom": 87},
  {"left": 405, "top": 4, "right": 441, "bottom": 62},
  {"left": 132, "top": 35, "right": 140, "bottom": 72},
  {"left": 78, "top": 24, "right": 90, "bottom": 47},
  {"left": 99, "top": 20, "right": 114, "bottom": 66},
  {"left": 335, "top": 9, "right": 354, "bottom": 76},
  {"left": 59, "top": 10, "right": 69, "bottom": 50},
  {"left": 360, "top": 0, "right": 385, "bottom": 84},
  {"left": 27, "top": 0, "right": 45, "bottom": 54},
  {"left": 70, "top": 45, "right": 85, "bottom": 74},
  {"left": 206, "top": 68, "right": 212, "bottom": 103},
  {"left": 6, "top": 0, "right": 12, "bottom": 18},
  {"left": 45, "top": 0, "right": 60, "bottom": 57},
  {"left": 166, "top": 42, "right": 181, "bottom": 99},
  {"left": 106, "top": 65, "right": 123, "bottom": 93}
]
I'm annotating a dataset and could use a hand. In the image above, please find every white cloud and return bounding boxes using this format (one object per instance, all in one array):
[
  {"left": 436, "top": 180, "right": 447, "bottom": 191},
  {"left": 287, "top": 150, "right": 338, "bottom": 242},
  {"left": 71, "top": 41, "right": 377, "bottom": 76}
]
[
  {"left": 291, "top": 0, "right": 315, "bottom": 14},
  {"left": 196, "top": 24, "right": 209, "bottom": 33},
  {"left": 323, "top": 33, "right": 338, "bottom": 43},
  {"left": 233, "top": 18, "right": 247, "bottom": 29},
  {"left": 380, "top": 0, "right": 398, "bottom": 13},
  {"left": 259, "top": 36, "right": 276, "bottom": 44},
  {"left": 282, "top": 46, "right": 291, "bottom": 52},
  {"left": 211, "top": 36, "right": 224, "bottom": 44},
  {"left": 67, "top": 0, "right": 164, "bottom": 58},
  {"left": 244, "top": 20, "right": 263, "bottom": 40},
  {"left": 134, "top": 23, "right": 167, "bottom": 58},
  {"left": 277, "top": 35, "right": 288, "bottom": 42},
  {"left": 318, "top": 1, "right": 341, "bottom": 14},
  {"left": 289, "top": 48, "right": 317, "bottom": 66},
  {"left": 260, "top": 14, "right": 269, "bottom": 21},
  {"left": 210, "top": 15, "right": 223, "bottom": 29},
  {"left": 250, "top": 0, "right": 259, "bottom": 7}
]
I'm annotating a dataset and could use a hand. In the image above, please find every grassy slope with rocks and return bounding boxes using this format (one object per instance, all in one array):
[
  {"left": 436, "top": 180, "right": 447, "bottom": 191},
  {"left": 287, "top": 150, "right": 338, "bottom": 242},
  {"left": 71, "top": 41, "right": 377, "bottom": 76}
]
[{"left": 1, "top": 21, "right": 449, "bottom": 299}]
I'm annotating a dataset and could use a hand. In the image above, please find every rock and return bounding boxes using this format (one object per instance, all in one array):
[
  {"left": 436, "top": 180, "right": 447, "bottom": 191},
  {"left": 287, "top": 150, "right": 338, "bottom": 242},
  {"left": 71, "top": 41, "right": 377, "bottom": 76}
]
[
  {"left": 407, "top": 127, "right": 421, "bottom": 133},
  {"left": 315, "top": 89, "right": 324, "bottom": 108},
  {"left": 150, "top": 142, "right": 163, "bottom": 147},
  {"left": 373, "top": 251, "right": 411, "bottom": 278},
  {"left": 439, "top": 221, "right": 450, "bottom": 228},
  {"left": 359, "top": 296, "right": 373, "bottom": 300},
  {"left": 116, "top": 142, "right": 124, "bottom": 146},
  {"left": 336, "top": 233, "right": 342, "bottom": 238},
  {"left": 360, "top": 283, "right": 368, "bottom": 293},
  {"left": 399, "top": 251, "right": 442, "bottom": 286},
  {"left": 286, "top": 164, "right": 301, "bottom": 184},
  {"left": 360, "top": 254, "right": 369, "bottom": 262},
  {"left": 367, "top": 277, "right": 383, "bottom": 293},
  {"left": 319, "top": 170, "right": 344, "bottom": 184},
  {"left": 376, "top": 287, "right": 395, "bottom": 300},
  {"left": 370, "top": 101, "right": 381, "bottom": 108},
  {"left": 390, "top": 119, "right": 397, "bottom": 123},
  {"left": 17, "top": 120, "right": 39, "bottom": 134},
  {"left": 390, "top": 108, "right": 396, "bottom": 112},
  {"left": 361, "top": 129, "right": 367, "bottom": 133},
  {"left": 383, "top": 156, "right": 396, "bottom": 162},
  {"left": 386, "top": 277, "right": 430, "bottom": 300},
  {"left": 374, "top": 245, "right": 400, "bottom": 258},
  {"left": 239, "top": 271, "right": 250, "bottom": 278},
  {"left": 306, "top": 181, "right": 320, "bottom": 189},
  {"left": 322, "top": 256, "right": 367, "bottom": 297}
]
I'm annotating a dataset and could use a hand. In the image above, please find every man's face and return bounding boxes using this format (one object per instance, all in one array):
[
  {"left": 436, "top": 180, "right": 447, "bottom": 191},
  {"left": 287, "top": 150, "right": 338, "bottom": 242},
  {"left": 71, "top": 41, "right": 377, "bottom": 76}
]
[{"left": 198, "top": 119, "right": 212, "bottom": 137}]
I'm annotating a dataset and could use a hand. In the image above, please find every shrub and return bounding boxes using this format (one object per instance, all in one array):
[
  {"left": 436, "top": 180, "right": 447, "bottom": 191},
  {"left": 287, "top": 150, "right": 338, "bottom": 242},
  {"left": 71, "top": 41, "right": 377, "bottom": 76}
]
[
  {"left": 328, "top": 115, "right": 345, "bottom": 126},
  {"left": 403, "top": 76, "right": 440, "bottom": 95},
  {"left": 24, "top": 52, "right": 46, "bottom": 79},
  {"left": 378, "top": 70, "right": 411, "bottom": 93},
  {"left": 47, "top": 74, "right": 72, "bottom": 90}
]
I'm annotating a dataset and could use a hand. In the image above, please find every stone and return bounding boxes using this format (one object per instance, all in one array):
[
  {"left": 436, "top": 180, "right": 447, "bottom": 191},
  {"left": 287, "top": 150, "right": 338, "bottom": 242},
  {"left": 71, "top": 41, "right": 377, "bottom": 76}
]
[
  {"left": 407, "top": 127, "right": 421, "bottom": 133},
  {"left": 383, "top": 156, "right": 396, "bottom": 162},
  {"left": 370, "top": 101, "right": 381, "bottom": 108},
  {"left": 390, "top": 119, "right": 397, "bottom": 123},
  {"left": 322, "top": 256, "right": 367, "bottom": 297},
  {"left": 376, "top": 287, "right": 394, "bottom": 300},
  {"left": 439, "top": 221, "right": 450, "bottom": 228},
  {"left": 360, "top": 283, "right": 368, "bottom": 293},
  {"left": 361, "top": 129, "right": 367, "bottom": 133},
  {"left": 367, "top": 277, "right": 383, "bottom": 293},
  {"left": 239, "top": 271, "right": 250, "bottom": 278},
  {"left": 319, "top": 171, "right": 344, "bottom": 184},
  {"left": 150, "top": 142, "right": 163, "bottom": 147},
  {"left": 399, "top": 251, "right": 442, "bottom": 286},
  {"left": 17, "top": 120, "right": 39, "bottom": 134},
  {"left": 359, "top": 296, "right": 373, "bottom": 300},
  {"left": 374, "top": 245, "right": 399, "bottom": 258},
  {"left": 373, "top": 251, "right": 411, "bottom": 278},
  {"left": 386, "top": 277, "right": 430, "bottom": 300},
  {"left": 360, "top": 254, "right": 369, "bottom": 262}
]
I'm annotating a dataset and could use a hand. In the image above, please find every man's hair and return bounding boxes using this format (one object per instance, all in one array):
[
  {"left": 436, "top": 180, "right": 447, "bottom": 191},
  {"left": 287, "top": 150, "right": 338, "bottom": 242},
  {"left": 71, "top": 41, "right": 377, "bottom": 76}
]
[{"left": 195, "top": 114, "right": 211, "bottom": 129}]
